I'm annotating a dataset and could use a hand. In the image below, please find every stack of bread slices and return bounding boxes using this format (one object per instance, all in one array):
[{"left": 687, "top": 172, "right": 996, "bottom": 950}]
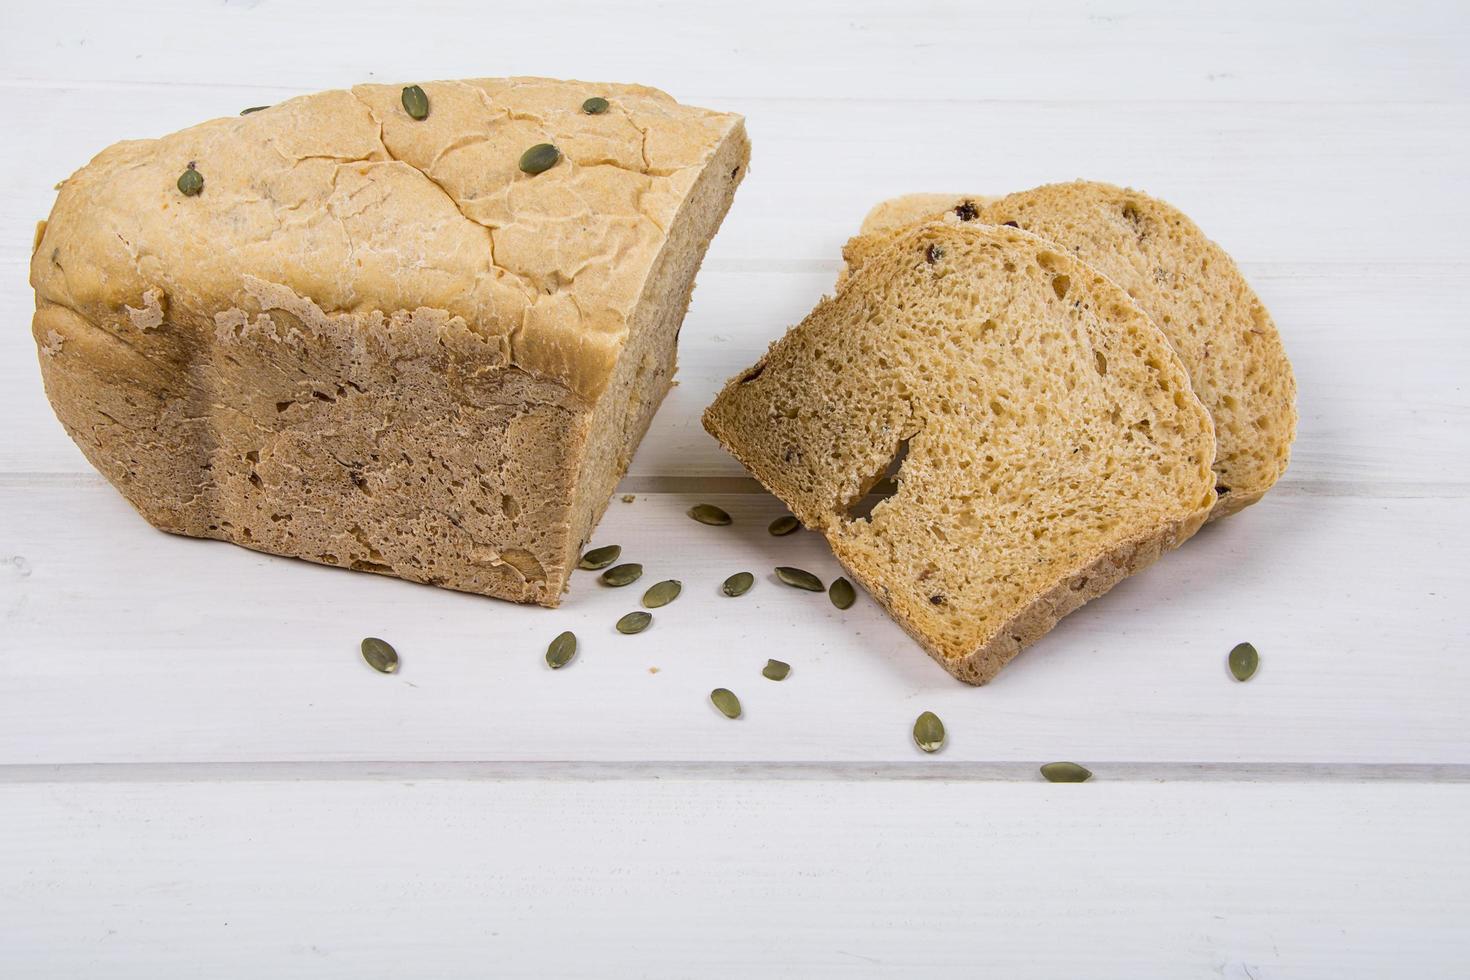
[{"left": 704, "top": 181, "right": 1296, "bottom": 684}]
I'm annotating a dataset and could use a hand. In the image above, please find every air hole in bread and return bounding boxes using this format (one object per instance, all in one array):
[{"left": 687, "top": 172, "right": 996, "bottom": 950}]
[
  {"left": 1051, "top": 274, "right": 1071, "bottom": 300},
  {"left": 845, "top": 437, "right": 912, "bottom": 523},
  {"left": 738, "top": 362, "right": 765, "bottom": 384}
]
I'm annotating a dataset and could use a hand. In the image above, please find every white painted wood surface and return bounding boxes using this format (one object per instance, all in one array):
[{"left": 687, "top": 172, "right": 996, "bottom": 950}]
[{"left": 2, "top": 0, "right": 1467, "bottom": 975}]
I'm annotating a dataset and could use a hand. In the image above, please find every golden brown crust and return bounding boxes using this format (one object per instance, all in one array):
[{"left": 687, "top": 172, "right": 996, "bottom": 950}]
[{"left": 31, "top": 78, "right": 747, "bottom": 604}]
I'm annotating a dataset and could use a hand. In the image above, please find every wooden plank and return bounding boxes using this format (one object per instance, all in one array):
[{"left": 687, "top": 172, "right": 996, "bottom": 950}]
[
  {"left": 2, "top": 778, "right": 1467, "bottom": 977},
  {"left": 2, "top": 485, "right": 1465, "bottom": 766},
  {"left": 3, "top": 0, "right": 1465, "bottom": 104}
]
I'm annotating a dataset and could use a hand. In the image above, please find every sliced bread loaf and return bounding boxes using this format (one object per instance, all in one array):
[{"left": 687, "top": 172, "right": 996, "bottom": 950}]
[
  {"left": 32, "top": 78, "right": 748, "bottom": 605},
  {"left": 841, "top": 182, "right": 1296, "bottom": 518},
  {"left": 704, "top": 222, "right": 1216, "bottom": 684}
]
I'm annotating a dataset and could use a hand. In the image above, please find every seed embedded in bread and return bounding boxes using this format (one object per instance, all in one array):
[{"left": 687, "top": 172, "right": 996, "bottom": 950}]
[
  {"left": 705, "top": 222, "right": 1216, "bottom": 684},
  {"left": 842, "top": 181, "right": 1297, "bottom": 519}
]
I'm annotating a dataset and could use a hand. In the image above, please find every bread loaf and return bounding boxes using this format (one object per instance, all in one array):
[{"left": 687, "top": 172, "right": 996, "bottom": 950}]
[
  {"left": 841, "top": 182, "right": 1296, "bottom": 518},
  {"left": 31, "top": 78, "right": 748, "bottom": 605},
  {"left": 704, "top": 222, "right": 1216, "bottom": 684}
]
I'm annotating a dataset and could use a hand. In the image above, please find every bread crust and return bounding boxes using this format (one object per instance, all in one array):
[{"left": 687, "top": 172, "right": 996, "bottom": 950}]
[{"left": 31, "top": 78, "right": 747, "bottom": 603}]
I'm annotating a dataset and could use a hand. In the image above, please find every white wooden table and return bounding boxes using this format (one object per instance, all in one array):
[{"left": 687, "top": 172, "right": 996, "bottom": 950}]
[{"left": 3, "top": 1, "right": 1467, "bottom": 975}]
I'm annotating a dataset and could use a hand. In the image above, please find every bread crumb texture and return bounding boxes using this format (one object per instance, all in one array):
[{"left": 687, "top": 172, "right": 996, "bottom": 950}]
[
  {"left": 843, "top": 181, "right": 1297, "bottom": 518},
  {"left": 705, "top": 223, "right": 1216, "bottom": 683},
  {"left": 30, "top": 78, "right": 749, "bottom": 604}
]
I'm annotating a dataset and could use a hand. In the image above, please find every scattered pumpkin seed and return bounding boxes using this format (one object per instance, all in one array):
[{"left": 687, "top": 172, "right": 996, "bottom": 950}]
[
  {"left": 545, "top": 630, "right": 577, "bottom": 669},
  {"left": 599, "top": 563, "right": 643, "bottom": 587},
  {"left": 1229, "top": 641, "right": 1260, "bottom": 682},
  {"left": 578, "top": 544, "right": 621, "bottom": 570},
  {"left": 642, "top": 579, "right": 682, "bottom": 608},
  {"left": 768, "top": 515, "right": 799, "bottom": 536},
  {"left": 401, "top": 84, "right": 430, "bottom": 120},
  {"left": 519, "top": 142, "right": 561, "bottom": 175},
  {"left": 829, "top": 577, "right": 856, "bottom": 609},
  {"left": 616, "top": 611, "right": 653, "bottom": 634},
  {"left": 177, "top": 164, "right": 204, "bottom": 197},
  {"left": 582, "top": 96, "right": 610, "bottom": 115},
  {"left": 360, "top": 636, "right": 399, "bottom": 674},
  {"left": 776, "top": 566, "right": 824, "bottom": 592},
  {"left": 1040, "top": 762, "right": 1092, "bottom": 783},
  {"left": 688, "top": 503, "right": 732, "bottom": 526},
  {"left": 239, "top": 105, "right": 270, "bottom": 115},
  {"left": 762, "top": 659, "right": 790, "bottom": 681},
  {"left": 710, "top": 688, "right": 742, "bottom": 719},
  {"left": 722, "top": 571, "right": 755, "bottom": 597},
  {"left": 912, "top": 711, "right": 945, "bottom": 753}
]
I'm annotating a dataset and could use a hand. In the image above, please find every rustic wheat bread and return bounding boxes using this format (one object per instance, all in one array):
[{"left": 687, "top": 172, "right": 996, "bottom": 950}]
[
  {"left": 31, "top": 78, "right": 748, "bottom": 605},
  {"left": 704, "top": 223, "right": 1216, "bottom": 684},
  {"left": 841, "top": 182, "right": 1295, "bottom": 518}
]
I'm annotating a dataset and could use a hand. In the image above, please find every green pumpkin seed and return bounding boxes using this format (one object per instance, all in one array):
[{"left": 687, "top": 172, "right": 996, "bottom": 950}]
[
  {"left": 176, "top": 165, "right": 204, "bottom": 197},
  {"left": 642, "top": 579, "right": 682, "bottom": 608},
  {"left": 360, "top": 636, "right": 399, "bottom": 674},
  {"left": 775, "top": 566, "right": 824, "bottom": 592},
  {"left": 519, "top": 142, "right": 561, "bottom": 175},
  {"left": 1229, "top": 642, "right": 1260, "bottom": 682},
  {"left": 401, "top": 84, "right": 430, "bottom": 120},
  {"left": 710, "top": 688, "right": 742, "bottom": 719},
  {"left": 545, "top": 630, "right": 577, "bottom": 669},
  {"left": 239, "top": 105, "right": 270, "bottom": 115},
  {"left": 722, "top": 571, "right": 755, "bottom": 597},
  {"left": 829, "top": 577, "right": 856, "bottom": 609},
  {"left": 578, "top": 544, "right": 621, "bottom": 570},
  {"left": 1040, "top": 762, "right": 1092, "bottom": 783},
  {"left": 688, "top": 503, "right": 732, "bottom": 526},
  {"left": 616, "top": 611, "right": 652, "bottom": 635},
  {"left": 762, "top": 659, "right": 790, "bottom": 681},
  {"left": 912, "top": 711, "right": 945, "bottom": 753},
  {"left": 768, "top": 515, "right": 800, "bottom": 536},
  {"left": 582, "top": 96, "right": 610, "bottom": 115},
  {"left": 599, "top": 563, "right": 643, "bottom": 587}
]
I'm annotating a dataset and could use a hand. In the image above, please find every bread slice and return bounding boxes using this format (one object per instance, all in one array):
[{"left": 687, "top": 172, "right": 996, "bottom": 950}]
[
  {"left": 31, "top": 78, "right": 748, "bottom": 605},
  {"left": 841, "top": 182, "right": 1295, "bottom": 518},
  {"left": 704, "top": 222, "right": 1216, "bottom": 684}
]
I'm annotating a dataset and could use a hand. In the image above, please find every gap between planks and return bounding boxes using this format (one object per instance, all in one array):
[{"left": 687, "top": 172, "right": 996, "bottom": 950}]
[{"left": 2, "top": 761, "right": 1468, "bottom": 785}]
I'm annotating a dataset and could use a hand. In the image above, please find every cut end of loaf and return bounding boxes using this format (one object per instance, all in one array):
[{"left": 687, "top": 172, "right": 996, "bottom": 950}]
[{"left": 705, "top": 222, "right": 1216, "bottom": 682}]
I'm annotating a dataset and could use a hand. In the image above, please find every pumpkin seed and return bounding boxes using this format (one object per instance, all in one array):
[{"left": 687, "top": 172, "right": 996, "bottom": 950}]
[
  {"left": 762, "top": 659, "right": 790, "bottom": 681},
  {"left": 545, "top": 630, "right": 577, "bottom": 669},
  {"left": 829, "top": 577, "right": 856, "bottom": 609},
  {"left": 239, "top": 105, "right": 270, "bottom": 115},
  {"left": 176, "top": 165, "right": 204, "bottom": 197},
  {"left": 1040, "top": 762, "right": 1092, "bottom": 783},
  {"left": 582, "top": 96, "right": 610, "bottom": 115},
  {"left": 912, "top": 711, "right": 945, "bottom": 752},
  {"left": 642, "top": 579, "right": 682, "bottom": 608},
  {"left": 578, "top": 544, "right": 621, "bottom": 570},
  {"left": 599, "top": 563, "right": 643, "bottom": 587},
  {"left": 775, "top": 566, "right": 824, "bottom": 592},
  {"left": 1229, "top": 642, "right": 1259, "bottom": 682},
  {"left": 688, "top": 503, "right": 732, "bottom": 526},
  {"left": 616, "top": 611, "right": 652, "bottom": 634},
  {"left": 710, "top": 688, "right": 742, "bottom": 719},
  {"left": 360, "top": 636, "right": 399, "bottom": 674},
  {"left": 519, "top": 142, "right": 561, "bottom": 175},
  {"left": 768, "top": 515, "right": 799, "bottom": 536},
  {"left": 722, "top": 571, "right": 755, "bottom": 597},
  {"left": 401, "top": 84, "right": 430, "bottom": 120}
]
